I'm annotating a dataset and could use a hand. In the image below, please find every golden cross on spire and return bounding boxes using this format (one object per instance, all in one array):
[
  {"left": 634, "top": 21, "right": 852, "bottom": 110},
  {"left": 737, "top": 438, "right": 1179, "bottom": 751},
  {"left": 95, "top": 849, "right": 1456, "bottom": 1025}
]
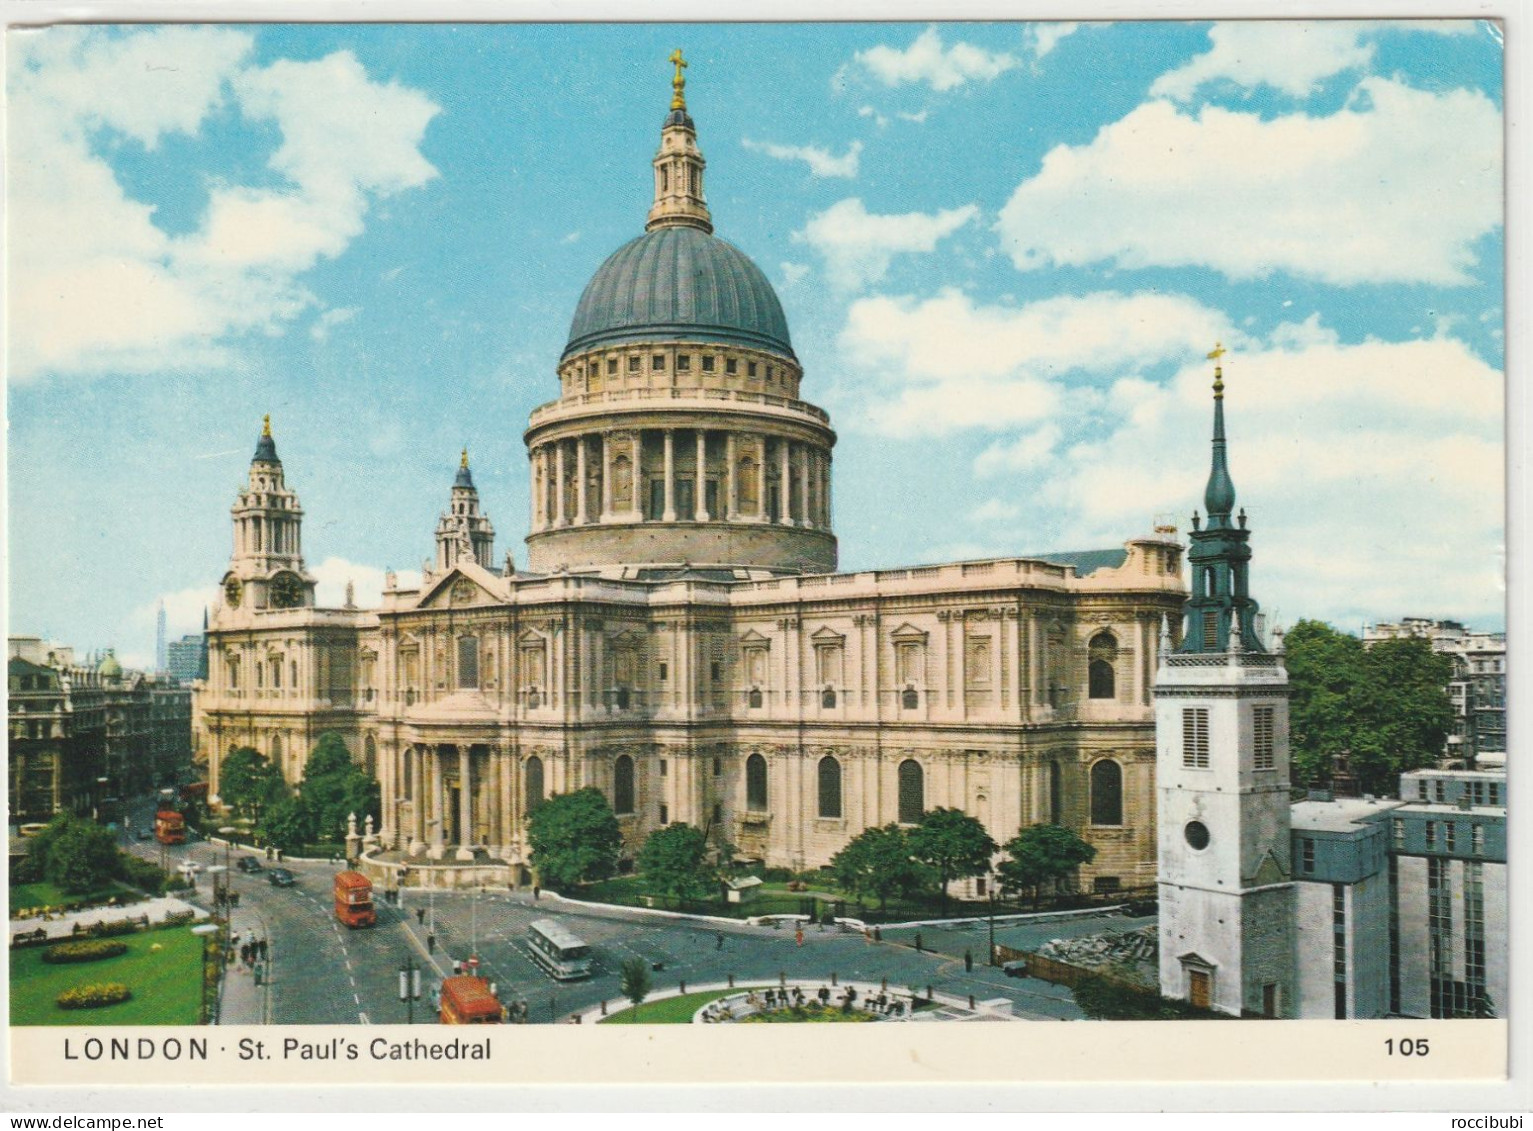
[
  {"left": 669, "top": 48, "right": 688, "bottom": 110},
  {"left": 1206, "top": 342, "right": 1226, "bottom": 397},
  {"left": 262, "top": 414, "right": 272, "bottom": 437},
  {"left": 460, "top": 447, "right": 469, "bottom": 469}
]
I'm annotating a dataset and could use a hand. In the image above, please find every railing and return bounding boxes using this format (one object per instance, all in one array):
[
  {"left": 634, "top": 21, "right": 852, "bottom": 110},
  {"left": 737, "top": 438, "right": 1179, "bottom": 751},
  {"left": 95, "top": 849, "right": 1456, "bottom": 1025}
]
[{"left": 527, "top": 387, "right": 831, "bottom": 426}]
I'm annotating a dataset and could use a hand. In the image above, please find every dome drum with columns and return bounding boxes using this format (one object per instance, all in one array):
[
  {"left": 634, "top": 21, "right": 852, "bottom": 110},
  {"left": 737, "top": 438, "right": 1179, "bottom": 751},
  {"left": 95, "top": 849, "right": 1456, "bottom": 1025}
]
[{"left": 192, "top": 55, "right": 1187, "bottom": 893}]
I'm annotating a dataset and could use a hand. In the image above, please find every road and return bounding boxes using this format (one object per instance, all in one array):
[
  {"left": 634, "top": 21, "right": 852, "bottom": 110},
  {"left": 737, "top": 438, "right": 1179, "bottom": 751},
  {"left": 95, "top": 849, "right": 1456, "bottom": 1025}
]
[{"left": 120, "top": 794, "right": 1092, "bottom": 1024}]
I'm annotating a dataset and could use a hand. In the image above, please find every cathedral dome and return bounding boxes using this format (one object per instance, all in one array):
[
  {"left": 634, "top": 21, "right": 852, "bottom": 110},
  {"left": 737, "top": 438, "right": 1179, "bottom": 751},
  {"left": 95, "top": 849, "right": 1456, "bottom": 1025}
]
[{"left": 563, "top": 226, "right": 794, "bottom": 361}]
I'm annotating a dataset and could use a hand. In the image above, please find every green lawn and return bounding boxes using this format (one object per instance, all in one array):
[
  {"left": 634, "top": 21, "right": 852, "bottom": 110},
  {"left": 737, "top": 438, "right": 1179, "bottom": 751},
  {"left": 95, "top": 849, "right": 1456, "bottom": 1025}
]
[
  {"left": 598, "top": 986, "right": 770, "bottom": 1025},
  {"left": 9, "top": 881, "right": 136, "bottom": 917},
  {"left": 10, "top": 926, "right": 207, "bottom": 1026}
]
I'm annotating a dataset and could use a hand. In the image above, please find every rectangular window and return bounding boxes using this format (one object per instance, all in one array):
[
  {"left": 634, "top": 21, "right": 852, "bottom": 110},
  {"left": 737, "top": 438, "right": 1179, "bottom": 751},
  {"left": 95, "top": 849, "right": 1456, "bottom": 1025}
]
[
  {"left": 1472, "top": 825, "right": 1484, "bottom": 855},
  {"left": 649, "top": 479, "right": 665, "bottom": 520},
  {"left": 676, "top": 354, "right": 691, "bottom": 372},
  {"left": 713, "top": 757, "right": 722, "bottom": 776},
  {"left": 1425, "top": 821, "right": 1437, "bottom": 849},
  {"left": 652, "top": 354, "right": 666, "bottom": 371},
  {"left": 1182, "top": 708, "right": 1210, "bottom": 768},
  {"left": 1419, "top": 780, "right": 1430, "bottom": 801},
  {"left": 701, "top": 355, "right": 715, "bottom": 372},
  {"left": 659, "top": 804, "right": 669, "bottom": 825},
  {"left": 713, "top": 801, "right": 723, "bottom": 823},
  {"left": 607, "top": 358, "right": 618, "bottom": 375},
  {"left": 1393, "top": 818, "right": 1405, "bottom": 847},
  {"left": 1253, "top": 705, "right": 1275, "bottom": 770},
  {"left": 628, "top": 355, "right": 641, "bottom": 373},
  {"left": 725, "top": 358, "right": 738, "bottom": 375},
  {"left": 767, "top": 366, "right": 776, "bottom": 383},
  {"left": 747, "top": 361, "right": 758, "bottom": 378},
  {"left": 711, "top": 661, "right": 721, "bottom": 682},
  {"left": 1445, "top": 822, "right": 1456, "bottom": 852},
  {"left": 658, "top": 662, "right": 669, "bottom": 682},
  {"left": 1435, "top": 779, "right": 1446, "bottom": 804},
  {"left": 659, "top": 760, "right": 668, "bottom": 777},
  {"left": 1202, "top": 610, "right": 1218, "bottom": 649},
  {"left": 1302, "top": 838, "right": 1315, "bottom": 874},
  {"left": 1489, "top": 783, "right": 1500, "bottom": 806}
]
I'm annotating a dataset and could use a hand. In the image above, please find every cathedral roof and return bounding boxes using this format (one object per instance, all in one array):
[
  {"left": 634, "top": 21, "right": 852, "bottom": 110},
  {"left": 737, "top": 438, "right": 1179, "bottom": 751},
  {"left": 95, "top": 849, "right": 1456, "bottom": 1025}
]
[{"left": 563, "top": 226, "right": 795, "bottom": 361}]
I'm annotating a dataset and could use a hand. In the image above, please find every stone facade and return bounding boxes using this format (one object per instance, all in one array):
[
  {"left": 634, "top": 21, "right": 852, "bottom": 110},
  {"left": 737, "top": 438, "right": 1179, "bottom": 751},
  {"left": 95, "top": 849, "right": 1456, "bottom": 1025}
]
[{"left": 193, "top": 60, "right": 1187, "bottom": 891}]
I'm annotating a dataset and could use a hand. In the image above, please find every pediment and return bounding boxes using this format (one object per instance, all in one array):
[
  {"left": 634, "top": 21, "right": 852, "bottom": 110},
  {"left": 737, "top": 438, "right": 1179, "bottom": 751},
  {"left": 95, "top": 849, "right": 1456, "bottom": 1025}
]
[
  {"left": 1177, "top": 952, "right": 1216, "bottom": 970},
  {"left": 810, "top": 626, "right": 846, "bottom": 644},
  {"left": 739, "top": 629, "right": 772, "bottom": 646},
  {"left": 890, "top": 622, "right": 929, "bottom": 641},
  {"left": 417, "top": 562, "right": 505, "bottom": 610},
  {"left": 518, "top": 628, "right": 549, "bottom": 647},
  {"left": 611, "top": 630, "right": 642, "bottom": 648}
]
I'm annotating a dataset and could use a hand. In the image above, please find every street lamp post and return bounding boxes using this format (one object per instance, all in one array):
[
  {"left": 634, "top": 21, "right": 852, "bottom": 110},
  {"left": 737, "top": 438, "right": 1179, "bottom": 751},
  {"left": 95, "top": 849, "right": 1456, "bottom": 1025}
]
[
  {"left": 192, "top": 923, "right": 220, "bottom": 1025},
  {"left": 988, "top": 887, "right": 997, "bottom": 966},
  {"left": 399, "top": 956, "right": 422, "bottom": 1024}
]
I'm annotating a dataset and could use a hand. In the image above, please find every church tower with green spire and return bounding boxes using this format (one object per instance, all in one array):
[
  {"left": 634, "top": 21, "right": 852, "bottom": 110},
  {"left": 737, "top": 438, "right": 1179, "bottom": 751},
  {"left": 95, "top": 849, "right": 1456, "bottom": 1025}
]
[{"left": 1155, "top": 347, "right": 1296, "bottom": 1018}]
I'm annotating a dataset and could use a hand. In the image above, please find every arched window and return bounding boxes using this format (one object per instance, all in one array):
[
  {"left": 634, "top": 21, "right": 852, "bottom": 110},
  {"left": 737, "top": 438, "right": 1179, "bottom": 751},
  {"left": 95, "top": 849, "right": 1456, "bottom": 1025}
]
[
  {"left": 614, "top": 754, "right": 635, "bottom": 815},
  {"left": 1088, "top": 632, "right": 1118, "bottom": 700},
  {"left": 746, "top": 753, "right": 768, "bottom": 811},
  {"left": 270, "top": 734, "right": 283, "bottom": 772},
  {"left": 1090, "top": 759, "right": 1123, "bottom": 826},
  {"left": 1048, "top": 762, "right": 1062, "bottom": 825},
  {"left": 525, "top": 756, "right": 545, "bottom": 813},
  {"left": 364, "top": 735, "right": 377, "bottom": 780},
  {"left": 458, "top": 635, "right": 479, "bottom": 689},
  {"left": 818, "top": 756, "right": 842, "bottom": 819},
  {"left": 898, "top": 759, "right": 924, "bottom": 824}
]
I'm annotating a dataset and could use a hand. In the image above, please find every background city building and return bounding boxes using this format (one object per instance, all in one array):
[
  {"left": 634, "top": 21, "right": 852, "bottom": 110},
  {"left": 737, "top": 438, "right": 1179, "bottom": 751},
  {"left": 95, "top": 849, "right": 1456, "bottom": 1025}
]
[{"left": 1363, "top": 618, "right": 1506, "bottom": 764}]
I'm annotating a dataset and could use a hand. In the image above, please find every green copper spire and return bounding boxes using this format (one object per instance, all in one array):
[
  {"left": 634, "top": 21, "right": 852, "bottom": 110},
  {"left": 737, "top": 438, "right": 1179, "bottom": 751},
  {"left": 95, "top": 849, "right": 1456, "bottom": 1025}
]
[{"left": 1203, "top": 343, "right": 1236, "bottom": 526}]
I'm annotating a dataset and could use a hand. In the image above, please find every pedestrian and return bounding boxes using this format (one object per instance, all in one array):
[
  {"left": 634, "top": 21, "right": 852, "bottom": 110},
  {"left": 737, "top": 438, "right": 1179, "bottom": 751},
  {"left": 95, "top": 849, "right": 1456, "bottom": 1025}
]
[
  {"left": 795, "top": 927, "right": 804, "bottom": 947},
  {"left": 715, "top": 931, "right": 724, "bottom": 950},
  {"left": 417, "top": 908, "right": 426, "bottom": 925},
  {"left": 427, "top": 933, "right": 436, "bottom": 954},
  {"left": 532, "top": 885, "right": 540, "bottom": 901},
  {"left": 965, "top": 948, "right": 973, "bottom": 973},
  {"left": 259, "top": 938, "right": 268, "bottom": 961}
]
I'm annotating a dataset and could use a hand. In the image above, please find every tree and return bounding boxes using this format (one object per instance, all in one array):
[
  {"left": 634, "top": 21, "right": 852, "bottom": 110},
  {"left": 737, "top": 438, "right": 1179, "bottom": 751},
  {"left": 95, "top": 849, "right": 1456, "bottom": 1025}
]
[
  {"left": 44, "top": 817, "right": 120, "bottom": 894},
  {"left": 1286, "top": 620, "right": 1454, "bottom": 794},
  {"left": 261, "top": 795, "right": 317, "bottom": 854},
  {"left": 637, "top": 823, "right": 715, "bottom": 906},
  {"left": 829, "top": 823, "right": 926, "bottom": 912},
  {"left": 218, "top": 746, "right": 269, "bottom": 818},
  {"left": 299, "top": 733, "right": 379, "bottom": 842},
  {"left": 527, "top": 787, "right": 622, "bottom": 890},
  {"left": 619, "top": 956, "right": 652, "bottom": 1022},
  {"left": 998, "top": 824, "right": 1097, "bottom": 909},
  {"left": 908, "top": 807, "right": 997, "bottom": 917}
]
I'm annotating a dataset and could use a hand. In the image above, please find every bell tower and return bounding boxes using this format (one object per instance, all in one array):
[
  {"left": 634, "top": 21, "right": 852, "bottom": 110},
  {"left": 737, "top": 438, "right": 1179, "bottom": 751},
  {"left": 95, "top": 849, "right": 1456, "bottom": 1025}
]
[
  {"left": 434, "top": 449, "right": 497, "bottom": 571},
  {"left": 646, "top": 49, "right": 712, "bottom": 234},
  {"left": 221, "top": 416, "right": 316, "bottom": 613},
  {"left": 1155, "top": 346, "right": 1295, "bottom": 1018}
]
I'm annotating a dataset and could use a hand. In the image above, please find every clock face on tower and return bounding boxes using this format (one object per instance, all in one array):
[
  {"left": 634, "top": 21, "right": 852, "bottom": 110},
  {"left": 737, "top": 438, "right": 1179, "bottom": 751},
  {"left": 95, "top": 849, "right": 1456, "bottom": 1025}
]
[
  {"left": 270, "top": 572, "right": 303, "bottom": 609},
  {"left": 224, "top": 577, "right": 242, "bottom": 608}
]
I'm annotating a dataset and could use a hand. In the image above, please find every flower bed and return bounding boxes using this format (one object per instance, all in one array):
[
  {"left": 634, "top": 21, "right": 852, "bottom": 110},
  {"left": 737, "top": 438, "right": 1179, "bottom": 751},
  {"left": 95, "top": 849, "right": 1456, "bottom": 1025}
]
[
  {"left": 42, "top": 940, "right": 128, "bottom": 965},
  {"left": 56, "top": 983, "right": 132, "bottom": 1010}
]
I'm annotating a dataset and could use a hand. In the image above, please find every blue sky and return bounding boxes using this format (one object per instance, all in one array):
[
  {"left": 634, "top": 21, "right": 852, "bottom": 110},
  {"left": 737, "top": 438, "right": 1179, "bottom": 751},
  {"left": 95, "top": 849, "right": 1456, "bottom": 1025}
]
[{"left": 7, "top": 20, "right": 1505, "bottom": 667}]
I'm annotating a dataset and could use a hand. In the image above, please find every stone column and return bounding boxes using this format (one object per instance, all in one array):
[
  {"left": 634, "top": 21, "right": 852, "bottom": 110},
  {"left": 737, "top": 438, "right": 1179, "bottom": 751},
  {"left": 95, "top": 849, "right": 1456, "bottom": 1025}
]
[
  {"left": 799, "top": 446, "right": 811, "bottom": 530},
  {"left": 574, "top": 437, "right": 588, "bottom": 524},
  {"left": 779, "top": 439, "right": 793, "bottom": 525},
  {"left": 663, "top": 429, "right": 677, "bottom": 521},
  {"left": 601, "top": 433, "right": 613, "bottom": 521},
  {"left": 456, "top": 745, "right": 474, "bottom": 860},
  {"left": 429, "top": 747, "right": 446, "bottom": 858},
  {"left": 554, "top": 443, "right": 568, "bottom": 527},
  {"left": 725, "top": 431, "right": 737, "bottom": 520},
  {"left": 695, "top": 430, "right": 710, "bottom": 520}
]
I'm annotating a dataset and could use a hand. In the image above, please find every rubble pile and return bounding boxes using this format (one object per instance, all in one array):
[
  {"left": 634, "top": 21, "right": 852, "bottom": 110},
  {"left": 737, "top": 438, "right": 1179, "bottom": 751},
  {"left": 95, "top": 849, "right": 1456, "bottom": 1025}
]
[{"left": 1037, "top": 925, "right": 1158, "bottom": 984}]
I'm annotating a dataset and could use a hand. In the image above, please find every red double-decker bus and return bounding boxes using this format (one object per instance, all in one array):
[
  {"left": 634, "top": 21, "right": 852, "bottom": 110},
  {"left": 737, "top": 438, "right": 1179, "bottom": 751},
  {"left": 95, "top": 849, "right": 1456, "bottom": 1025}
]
[
  {"left": 154, "top": 810, "right": 186, "bottom": 845},
  {"left": 333, "top": 871, "right": 376, "bottom": 928}
]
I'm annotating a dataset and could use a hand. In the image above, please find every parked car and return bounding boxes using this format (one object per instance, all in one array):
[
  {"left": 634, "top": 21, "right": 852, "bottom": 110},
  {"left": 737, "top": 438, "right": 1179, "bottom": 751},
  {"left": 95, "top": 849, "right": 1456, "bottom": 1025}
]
[
  {"left": 235, "top": 856, "right": 264, "bottom": 873},
  {"left": 1002, "top": 959, "right": 1029, "bottom": 979},
  {"left": 267, "top": 868, "right": 296, "bottom": 888},
  {"left": 177, "top": 861, "right": 202, "bottom": 878}
]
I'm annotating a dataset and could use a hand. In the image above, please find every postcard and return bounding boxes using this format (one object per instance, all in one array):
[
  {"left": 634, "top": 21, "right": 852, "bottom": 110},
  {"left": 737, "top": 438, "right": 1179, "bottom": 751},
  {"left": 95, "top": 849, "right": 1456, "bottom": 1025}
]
[{"left": 4, "top": 7, "right": 1521, "bottom": 1113}]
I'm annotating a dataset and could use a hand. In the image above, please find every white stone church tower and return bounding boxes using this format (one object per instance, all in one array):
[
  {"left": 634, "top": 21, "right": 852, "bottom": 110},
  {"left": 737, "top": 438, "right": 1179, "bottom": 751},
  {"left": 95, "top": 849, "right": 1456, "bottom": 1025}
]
[{"left": 1155, "top": 347, "right": 1296, "bottom": 1018}]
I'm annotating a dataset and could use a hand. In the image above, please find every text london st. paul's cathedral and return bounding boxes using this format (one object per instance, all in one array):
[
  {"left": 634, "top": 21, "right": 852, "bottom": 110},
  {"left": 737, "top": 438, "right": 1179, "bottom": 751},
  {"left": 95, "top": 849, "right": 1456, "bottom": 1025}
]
[{"left": 193, "top": 56, "right": 1191, "bottom": 893}]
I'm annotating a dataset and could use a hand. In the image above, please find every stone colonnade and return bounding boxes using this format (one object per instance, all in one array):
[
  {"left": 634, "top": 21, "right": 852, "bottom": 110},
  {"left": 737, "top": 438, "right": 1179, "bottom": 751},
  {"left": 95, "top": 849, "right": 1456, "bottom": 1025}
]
[{"left": 529, "top": 428, "right": 831, "bottom": 532}]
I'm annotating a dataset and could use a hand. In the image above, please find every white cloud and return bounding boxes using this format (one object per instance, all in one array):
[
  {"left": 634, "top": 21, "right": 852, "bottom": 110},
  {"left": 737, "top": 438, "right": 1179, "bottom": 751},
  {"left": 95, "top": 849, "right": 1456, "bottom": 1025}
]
[
  {"left": 796, "top": 199, "right": 978, "bottom": 291},
  {"left": 975, "top": 425, "right": 1062, "bottom": 476},
  {"left": 968, "top": 499, "right": 1021, "bottom": 523},
  {"left": 742, "top": 138, "right": 862, "bottom": 178},
  {"left": 896, "top": 110, "right": 929, "bottom": 124},
  {"left": 310, "top": 557, "right": 421, "bottom": 609},
  {"left": 134, "top": 585, "right": 221, "bottom": 642},
  {"left": 851, "top": 27, "right": 1018, "bottom": 92},
  {"left": 310, "top": 306, "right": 360, "bottom": 342},
  {"left": 1027, "top": 23, "right": 1080, "bottom": 60},
  {"left": 996, "top": 77, "right": 1501, "bottom": 286},
  {"left": 1151, "top": 22, "right": 1375, "bottom": 101},
  {"left": 8, "top": 26, "right": 440, "bottom": 381},
  {"left": 780, "top": 262, "right": 811, "bottom": 287}
]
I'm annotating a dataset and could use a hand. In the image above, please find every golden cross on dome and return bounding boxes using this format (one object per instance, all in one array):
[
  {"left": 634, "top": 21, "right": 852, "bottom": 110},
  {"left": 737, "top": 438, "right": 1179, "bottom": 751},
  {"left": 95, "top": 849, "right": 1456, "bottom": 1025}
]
[
  {"left": 1206, "top": 342, "right": 1226, "bottom": 397},
  {"left": 262, "top": 414, "right": 272, "bottom": 437},
  {"left": 669, "top": 48, "right": 688, "bottom": 110},
  {"left": 1206, "top": 342, "right": 1226, "bottom": 363},
  {"left": 461, "top": 447, "right": 470, "bottom": 469}
]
